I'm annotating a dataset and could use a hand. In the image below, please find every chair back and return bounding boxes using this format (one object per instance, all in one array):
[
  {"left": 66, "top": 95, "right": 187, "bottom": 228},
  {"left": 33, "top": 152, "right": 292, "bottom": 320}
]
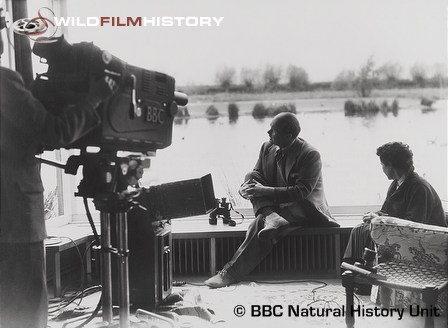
[{"left": 370, "top": 216, "right": 448, "bottom": 270}]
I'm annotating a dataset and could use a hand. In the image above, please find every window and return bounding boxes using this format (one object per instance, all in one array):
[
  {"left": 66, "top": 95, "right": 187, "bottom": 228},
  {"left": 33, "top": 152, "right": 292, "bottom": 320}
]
[{"left": 13, "top": 1, "right": 446, "bottom": 227}]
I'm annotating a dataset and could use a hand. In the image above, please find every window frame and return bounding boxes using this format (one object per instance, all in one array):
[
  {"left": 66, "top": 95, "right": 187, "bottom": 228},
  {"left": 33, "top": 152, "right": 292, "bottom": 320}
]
[{"left": 12, "top": 0, "right": 444, "bottom": 231}]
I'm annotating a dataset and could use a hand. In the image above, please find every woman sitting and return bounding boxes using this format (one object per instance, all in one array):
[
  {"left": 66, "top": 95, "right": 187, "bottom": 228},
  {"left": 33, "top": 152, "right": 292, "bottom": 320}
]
[{"left": 343, "top": 141, "right": 447, "bottom": 264}]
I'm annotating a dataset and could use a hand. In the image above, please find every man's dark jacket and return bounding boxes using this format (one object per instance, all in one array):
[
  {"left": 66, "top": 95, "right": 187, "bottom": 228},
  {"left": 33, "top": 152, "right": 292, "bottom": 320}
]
[
  {"left": 253, "top": 138, "right": 339, "bottom": 227},
  {"left": 0, "top": 67, "right": 101, "bottom": 242}
]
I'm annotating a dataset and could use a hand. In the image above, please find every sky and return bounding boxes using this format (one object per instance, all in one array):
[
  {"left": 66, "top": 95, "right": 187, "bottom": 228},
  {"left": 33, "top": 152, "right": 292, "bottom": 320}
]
[{"left": 25, "top": 0, "right": 448, "bottom": 86}]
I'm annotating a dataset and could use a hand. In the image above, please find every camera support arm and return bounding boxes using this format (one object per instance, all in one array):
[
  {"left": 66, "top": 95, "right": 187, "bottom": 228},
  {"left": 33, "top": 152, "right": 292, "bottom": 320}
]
[{"left": 36, "top": 155, "right": 67, "bottom": 169}]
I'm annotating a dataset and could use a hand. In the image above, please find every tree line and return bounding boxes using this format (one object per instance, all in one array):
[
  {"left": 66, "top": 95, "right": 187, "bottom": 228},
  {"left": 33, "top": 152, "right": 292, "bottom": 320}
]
[{"left": 212, "top": 58, "right": 447, "bottom": 96}]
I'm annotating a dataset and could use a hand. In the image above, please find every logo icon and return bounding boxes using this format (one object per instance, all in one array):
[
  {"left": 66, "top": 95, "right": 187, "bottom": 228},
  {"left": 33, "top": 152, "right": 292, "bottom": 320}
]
[{"left": 12, "top": 7, "right": 58, "bottom": 42}]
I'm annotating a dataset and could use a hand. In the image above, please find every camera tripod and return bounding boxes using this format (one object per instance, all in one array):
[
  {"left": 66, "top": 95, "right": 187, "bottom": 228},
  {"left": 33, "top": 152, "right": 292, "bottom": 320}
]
[
  {"left": 94, "top": 193, "right": 132, "bottom": 327},
  {"left": 65, "top": 152, "right": 149, "bottom": 328}
]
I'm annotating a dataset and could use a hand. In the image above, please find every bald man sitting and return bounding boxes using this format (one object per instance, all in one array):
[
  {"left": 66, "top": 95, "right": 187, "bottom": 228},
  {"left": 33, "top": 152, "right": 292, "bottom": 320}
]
[{"left": 205, "top": 112, "right": 339, "bottom": 288}]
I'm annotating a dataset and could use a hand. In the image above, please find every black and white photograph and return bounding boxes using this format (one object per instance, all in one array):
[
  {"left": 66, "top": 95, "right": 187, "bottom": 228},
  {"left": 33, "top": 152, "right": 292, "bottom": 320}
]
[{"left": 0, "top": 0, "right": 447, "bottom": 327}]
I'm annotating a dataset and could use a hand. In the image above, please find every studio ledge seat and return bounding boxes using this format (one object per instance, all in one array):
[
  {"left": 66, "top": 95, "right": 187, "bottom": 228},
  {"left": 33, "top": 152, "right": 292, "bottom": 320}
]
[{"left": 341, "top": 216, "right": 448, "bottom": 328}]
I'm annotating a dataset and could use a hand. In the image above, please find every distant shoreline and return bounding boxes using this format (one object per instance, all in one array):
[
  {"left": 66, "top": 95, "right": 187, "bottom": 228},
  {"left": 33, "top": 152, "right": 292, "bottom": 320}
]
[
  {"left": 175, "top": 87, "right": 447, "bottom": 118},
  {"left": 186, "top": 87, "right": 447, "bottom": 104}
]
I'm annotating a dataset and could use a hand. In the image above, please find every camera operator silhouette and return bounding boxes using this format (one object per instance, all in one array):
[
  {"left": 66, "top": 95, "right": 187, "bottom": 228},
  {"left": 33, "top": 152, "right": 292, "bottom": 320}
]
[{"left": 0, "top": 9, "right": 117, "bottom": 328}]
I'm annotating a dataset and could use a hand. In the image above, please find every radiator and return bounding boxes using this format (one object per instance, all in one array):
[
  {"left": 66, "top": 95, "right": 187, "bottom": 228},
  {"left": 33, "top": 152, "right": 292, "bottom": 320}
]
[
  {"left": 173, "top": 238, "right": 212, "bottom": 275},
  {"left": 173, "top": 231, "right": 351, "bottom": 277}
]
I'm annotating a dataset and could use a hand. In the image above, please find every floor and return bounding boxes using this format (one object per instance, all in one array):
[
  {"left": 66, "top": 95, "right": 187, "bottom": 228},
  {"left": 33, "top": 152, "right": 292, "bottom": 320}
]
[{"left": 46, "top": 276, "right": 447, "bottom": 328}]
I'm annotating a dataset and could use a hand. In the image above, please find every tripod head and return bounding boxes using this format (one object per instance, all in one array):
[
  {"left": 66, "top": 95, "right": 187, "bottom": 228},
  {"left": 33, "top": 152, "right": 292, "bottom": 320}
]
[
  {"left": 38, "top": 150, "right": 149, "bottom": 211},
  {"left": 66, "top": 152, "right": 144, "bottom": 192},
  {"left": 63, "top": 151, "right": 149, "bottom": 212}
]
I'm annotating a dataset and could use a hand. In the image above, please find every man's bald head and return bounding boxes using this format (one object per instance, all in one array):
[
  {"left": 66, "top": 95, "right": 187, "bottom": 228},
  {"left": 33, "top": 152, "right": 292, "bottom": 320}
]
[{"left": 270, "top": 112, "right": 301, "bottom": 139}]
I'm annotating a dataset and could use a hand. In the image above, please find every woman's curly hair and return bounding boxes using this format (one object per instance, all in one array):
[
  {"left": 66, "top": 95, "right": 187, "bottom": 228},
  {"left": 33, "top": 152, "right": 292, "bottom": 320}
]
[{"left": 376, "top": 142, "right": 413, "bottom": 172}]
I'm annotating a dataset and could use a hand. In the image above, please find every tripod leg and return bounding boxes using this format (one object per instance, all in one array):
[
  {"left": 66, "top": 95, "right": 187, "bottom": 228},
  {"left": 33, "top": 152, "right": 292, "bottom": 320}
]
[
  {"left": 116, "top": 212, "right": 130, "bottom": 328},
  {"left": 100, "top": 213, "right": 113, "bottom": 323}
]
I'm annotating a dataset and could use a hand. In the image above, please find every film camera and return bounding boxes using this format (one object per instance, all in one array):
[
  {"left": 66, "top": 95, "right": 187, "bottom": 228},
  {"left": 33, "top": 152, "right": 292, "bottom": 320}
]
[
  {"left": 29, "top": 36, "right": 217, "bottom": 322},
  {"left": 31, "top": 35, "right": 195, "bottom": 200},
  {"left": 32, "top": 35, "right": 187, "bottom": 154},
  {"left": 30, "top": 35, "right": 218, "bottom": 216}
]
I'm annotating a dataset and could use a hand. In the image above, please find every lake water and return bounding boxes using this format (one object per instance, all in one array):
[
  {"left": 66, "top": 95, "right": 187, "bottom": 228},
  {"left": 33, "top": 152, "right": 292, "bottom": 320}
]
[{"left": 142, "top": 98, "right": 447, "bottom": 208}]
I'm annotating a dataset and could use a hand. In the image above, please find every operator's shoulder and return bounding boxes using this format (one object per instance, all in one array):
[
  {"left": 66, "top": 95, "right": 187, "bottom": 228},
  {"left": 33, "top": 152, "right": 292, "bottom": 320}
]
[{"left": 0, "top": 67, "right": 23, "bottom": 84}]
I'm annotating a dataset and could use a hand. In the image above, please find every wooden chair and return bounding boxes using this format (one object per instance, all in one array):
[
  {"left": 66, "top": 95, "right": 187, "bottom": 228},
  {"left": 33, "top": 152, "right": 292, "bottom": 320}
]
[{"left": 341, "top": 216, "right": 448, "bottom": 328}]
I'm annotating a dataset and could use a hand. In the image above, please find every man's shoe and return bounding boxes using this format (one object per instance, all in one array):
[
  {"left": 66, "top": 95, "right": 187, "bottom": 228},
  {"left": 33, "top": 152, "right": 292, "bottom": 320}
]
[
  {"left": 258, "top": 212, "right": 289, "bottom": 241},
  {"left": 204, "top": 268, "right": 236, "bottom": 288}
]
